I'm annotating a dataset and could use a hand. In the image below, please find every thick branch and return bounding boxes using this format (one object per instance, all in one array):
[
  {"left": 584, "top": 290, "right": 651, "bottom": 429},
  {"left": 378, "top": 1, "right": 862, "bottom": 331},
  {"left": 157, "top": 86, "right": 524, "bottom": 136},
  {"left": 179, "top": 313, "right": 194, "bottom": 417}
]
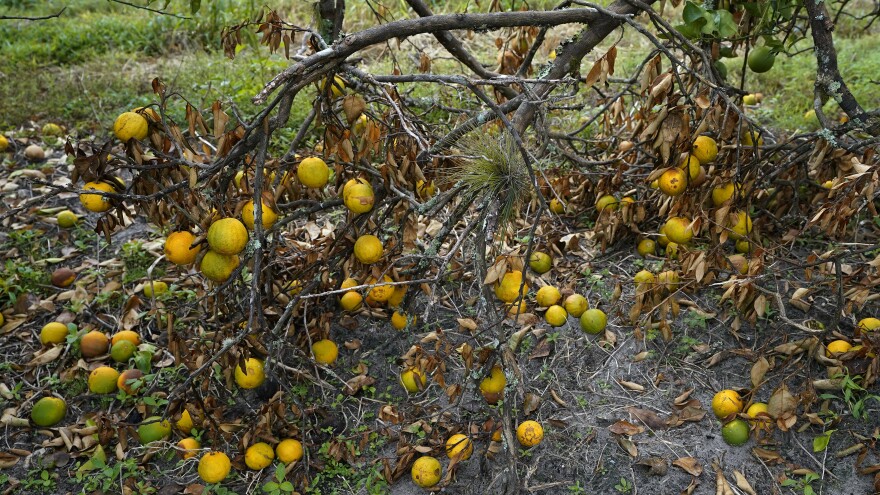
[
  {"left": 254, "top": 8, "right": 599, "bottom": 104},
  {"left": 805, "top": 0, "right": 879, "bottom": 135}
]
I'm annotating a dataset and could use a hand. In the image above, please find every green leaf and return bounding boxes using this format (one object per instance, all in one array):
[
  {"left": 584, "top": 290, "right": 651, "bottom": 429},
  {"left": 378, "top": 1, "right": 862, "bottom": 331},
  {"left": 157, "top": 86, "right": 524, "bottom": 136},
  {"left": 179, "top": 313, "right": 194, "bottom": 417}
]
[
  {"left": 683, "top": 1, "right": 706, "bottom": 23},
  {"left": 714, "top": 10, "right": 737, "bottom": 38},
  {"left": 813, "top": 430, "right": 834, "bottom": 452},
  {"left": 190, "top": 0, "right": 201, "bottom": 14}
]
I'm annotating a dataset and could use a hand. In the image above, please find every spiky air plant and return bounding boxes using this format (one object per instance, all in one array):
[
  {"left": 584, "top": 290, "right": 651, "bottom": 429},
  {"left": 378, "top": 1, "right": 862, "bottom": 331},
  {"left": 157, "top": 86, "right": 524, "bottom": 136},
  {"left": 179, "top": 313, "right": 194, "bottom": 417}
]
[{"left": 447, "top": 131, "right": 532, "bottom": 240}]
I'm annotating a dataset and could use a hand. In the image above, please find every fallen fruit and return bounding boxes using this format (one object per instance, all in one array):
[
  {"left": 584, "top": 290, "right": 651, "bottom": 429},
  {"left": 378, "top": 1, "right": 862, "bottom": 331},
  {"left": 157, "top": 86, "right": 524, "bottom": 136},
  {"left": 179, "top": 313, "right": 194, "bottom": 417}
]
[
  {"left": 411, "top": 456, "right": 441, "bottom": 488},
  {"left": 516, "top": 420, "right": 544, "bottom": 447}
]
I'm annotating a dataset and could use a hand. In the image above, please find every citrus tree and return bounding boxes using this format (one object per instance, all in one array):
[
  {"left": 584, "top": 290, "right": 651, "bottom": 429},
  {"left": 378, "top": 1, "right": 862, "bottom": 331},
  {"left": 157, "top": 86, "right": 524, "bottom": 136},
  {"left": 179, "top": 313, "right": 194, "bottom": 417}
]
[{"left": 4, "top": 0, "right": 880, "bottom": 493}]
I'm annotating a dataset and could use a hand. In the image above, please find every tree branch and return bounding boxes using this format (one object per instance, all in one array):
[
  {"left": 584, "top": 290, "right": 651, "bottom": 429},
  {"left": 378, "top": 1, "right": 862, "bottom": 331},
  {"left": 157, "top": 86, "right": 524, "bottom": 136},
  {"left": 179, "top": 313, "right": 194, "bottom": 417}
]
[
  {"left": 805, "top": 0, "right": 880, "bottom": 135},
  {"left": 0, "top": 7, "right": 65, "bottom": 20},
  {"left": 107, "top": 0, "right": 191, "bottom": 19},
  {"left": 254, "top": 7, "right": 600, "bottom": 104}
]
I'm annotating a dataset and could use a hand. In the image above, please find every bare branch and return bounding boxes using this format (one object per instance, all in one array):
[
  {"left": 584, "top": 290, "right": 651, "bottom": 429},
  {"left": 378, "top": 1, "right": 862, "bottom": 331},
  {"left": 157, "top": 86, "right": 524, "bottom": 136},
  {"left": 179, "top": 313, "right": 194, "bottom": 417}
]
[
  {"left": 0, "top": 7, "right": 65, "bottom": 20},
  {"left": 107, "top": 0, "right": 191, "bottom": 19}
]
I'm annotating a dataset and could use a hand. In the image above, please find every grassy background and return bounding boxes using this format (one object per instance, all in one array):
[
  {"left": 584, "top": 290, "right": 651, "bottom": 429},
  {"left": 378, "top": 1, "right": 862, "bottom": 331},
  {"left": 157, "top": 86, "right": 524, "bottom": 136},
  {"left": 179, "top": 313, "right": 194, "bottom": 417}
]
[{"left": 0, "top": 0, "right": 878, "bottom": 134}]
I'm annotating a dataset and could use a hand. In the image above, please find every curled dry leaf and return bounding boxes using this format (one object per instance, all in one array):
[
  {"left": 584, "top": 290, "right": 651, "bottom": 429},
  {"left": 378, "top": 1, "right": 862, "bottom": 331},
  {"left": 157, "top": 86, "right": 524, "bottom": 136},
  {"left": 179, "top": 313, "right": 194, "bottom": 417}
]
[
  {"left": 672, "top": 457, "right": 703, "bottom": 477},
  {"left": 609, "top": 420, "right": 645, "bottom": 436},
  {"left": 636, "top": 456, "right": 668, "bottom": 476}
]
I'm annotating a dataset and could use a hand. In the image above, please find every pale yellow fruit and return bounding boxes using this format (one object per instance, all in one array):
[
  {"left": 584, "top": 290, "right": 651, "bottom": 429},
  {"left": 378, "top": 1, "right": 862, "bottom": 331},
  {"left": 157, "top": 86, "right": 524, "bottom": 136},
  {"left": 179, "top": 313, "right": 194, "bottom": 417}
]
[
  {"left": 563, "top": 294, "right": 588, "bottom": 318},
  {"left": 826, "top": 340, "right": 852, "bottom": 356},
  {"left": 741, "top": 130, "right": 763, "bottom": 147},
  {"left": 712, "top": 183, "right": 735, "bottom": 207},
  {"left": 297, "top": 157, "right": 330, "bottom": 188},
  {"left": 411, "top": 456, "right": 441, "bottom": 488},
  {"left": 40, "top": 322, "right": 68, "bottom": 345},
  {"left": 535, "top": 286, "right": 561, "bottom": 307},
  {"left": 691, "top": 135, "right": 718, "bottom": 164},
  {"left": 479, "top": 365, "right": 506, "bottom": 404},
  {"left": 729, "top": 211, "right": 752, "bottom": 240},
  {"left": 680, "top": 155, "right": 701, "bottom": 180},
  {"left": 634, "top": 270, "right": 655, "bottom": 285},
  {"left": 549, "top": 198, "right": 566, "bottom": 214},
  {"left": 529, "top": 252, "right": 552, "bottom": 274},
  {"left": 353, "top": 234, "right": 383, "bottom": 264},
  {"left": 664, "top": 217, "right": 694, "bottom": 244},
  {"left": 177, "top": 409, "right": 194, "bottom": 434},
  {"left": 400, "top": 367, "right": 427, "bottom": 393},
  {"left": 858, "top": 318, "right": 880, "bottom": 332},
  {"left": 579, "top": 308, "right": 607, "bottom": 335},
  {"left": 494, "top": 270, "right": 528, "bottom": 303},
  {"left": 113, "top": 112, "right": 149, "bottom": 141},
  {"left": 545, "top": 305, "right": 568, "bottom": 327},
  {"left": 142, "top": 281, "right": 167, "bottom": 298},
  {"left": 445, "top": 433, "right": 473, "bottom": 461},
  {"left": 0, "top": 135, "right": 8, "bottom": 152},
  {"left": 657, "top": 270, "right": 680, "bottom": 291},
  {"left": 200, "top": 251, "right": 240, "bottom": 283},
  {"left": 234, "top": 358, "right": 265, "bottom": 389},
  {"left": 596, "top": 195, "right": 618, "bottom": 213},
  {"left": 746, "top": 402, "right": 770, "bottom": 428},
  {"left": 57, "top": 210, "right": 78, "bottom": 228},
  {"left": 391, "top": 311, "right": 415, "bottom": 330},
  {"left": 207, "top": 218, "right": 249, "bottom": 255},
  {"left": 177, "top": 437, "right": 200, "bottom": 459},
  {"left": 344, "top": 182, "right": 375, "bottom": 214},
  {"left": 88, "top": 366, "right": 120, "bottom": 394},
  {"left": 659, "top": 168, "right": 687, "bottom": 196},
  {"left": 340, "top": 291, "right": 363, "bottom": 311},
  {"left": 241, "top": 200, "right": 278, "bottom": 230},
  {"left": 276, "top": 439, "right": 303, "bottom": 463},
  {"left": 636, "top": 239, "right": 656, "bottom": 257},
  {"left": 245, "top": 442, "right": 275, "bottom": 470}
]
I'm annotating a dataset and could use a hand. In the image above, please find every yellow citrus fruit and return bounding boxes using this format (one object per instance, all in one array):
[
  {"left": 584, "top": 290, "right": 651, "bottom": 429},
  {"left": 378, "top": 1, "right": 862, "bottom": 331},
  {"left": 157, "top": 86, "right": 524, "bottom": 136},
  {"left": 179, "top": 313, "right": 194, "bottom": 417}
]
[
  {"left": 177, "top": 409, "right": 195, "bottom": 434},
  {"left": 729, "top": 211, "right": 752, "bottom": 240},
  {"left": 636, "top": 239, "right": 656, "bottom": 257},
  {"left": 664, "top": 217, "right": 693, "bottom": 244},
  {"left": 691, "top": 135, "right": 718, "bottom": 165},
  {"left": 658, "top": 270, "right": 680, "bottom": 291},
  {"left": 241, "top": 200, "right": 278, "bottom": 230},
  {"left": 666, "top": 242, "right": 680, "bottom": 260},
  {"left": 711, "top": 389, "right": 743, "bottom": 419},
  {"left": 535, "top": 286, "right": 562, "bottom": 307},
  {"left": 117, "top": 369, "right": 143, "bottom": 395},
  {"left": 200, "top": 251, "right": 240, "bottom": 283},
  {"left": 318, "top": 75, "right": 346, "bottom": 98},
  {"left": 416, "top": 179, "right": 436, "bottom": 199},
  {"left": 634, "top": 270, "right": 655, "bottom": 285},
  {"left": 400, "top": 367, "right": 427, "bottom": 393},
  {"left": 276, "top": 439, "right": 304, "bottom": 463},
  {"left": 494, "top": 270, "right": 528, "bottom": 303},
  {"left": 42, "top": 123, "right": 63, "bottom": 136},
  {"left": 138, "top": 416, "right": 171, "bottom": 445},
  {"left": 743, "top": 94, "right": 758, "bottom": 105},
  {"left": 367, "top": 275, "right": 395, "bottom": 303},
  {"left": 207, "top": 218, "right": 248, "bottom": 255},
  {"left": 445, "top": 433, "right": 473, "bottom": 461},
  {"left": 826, "top": 340, "right": 852, "bottom": 356},
  {"left": 110, "top": 340, "right": 136, "bottom": 363},
  {"left": 735, "top": 239, "right": 751, "bottom": 254},
  {"left": 0, "top": 135, "right": 8, "bottom": 152},
  {"left": 88, "top": 366, "right": 120, "bottom": 394},
  {"left": 113, "top": 111, "right": 149, "bottom": 141},
  {"left": 563, "top": 294, "right": 588, "bottom": 318},
  {"left": 341, "top": 277, "right": 358, "bottom": 290},
  {"left": 80, "top": 331, "right": 110, "bottom": 358},
  {"left": 680, "top": 155, "right": 701, "bottom": 180},
  {"left": 198, "top": 451, "right": 231, "bottom": 484},
  {"left": 344, "top": 182, "right": 375, "bottom": 214},
  {"left": 858, "top": 318, "right": 880, "bottom": 331},
  {"left": 312, "top": 339, "right": 338, "bottom": 365},
  {"left": 746, "top": 402, "right": 770, "bottom": 428},
  {"left": 579, "top": 308, "right": 607, "bottom": 335},
  {"left": 340, "top": 291, "right": 363, "bottom": 311},
  {"left": 177, "top": 437, "right": 201, "bottom": 459},
  {"left": 387, "top": 284, "right": 407, "bottom": 307},
  {"left": 549, "top": 198, "right": 566, "bottom": 214},
  {"left": 411, "top": 456, "right": 441, "bottom": 488},
  {"left": 391, "top": 311, "right": 415, "bottom": 330},
  {"left": 747, "top": 46, "right": 775, "bottom": 73},
  {"left": 658, "top": 168, "right": 687, "bottom": 196},
  {"left": 57, "top": 210, "right": 78, "bottom": 228},
  {"left": 712, "top": 183, "right": 735, "bottom": 207},
  {"left": 234, "top": 358, "right": 266, "bottom": 389},
  {"left": 480, "top": 365, "right": 506, "bottom": 404},
  {"left": 245, "top": 442, "right": 275, "bottom": 470},
  {"left": 741, "top": 130, "right": 763, "bottom": 147},
  {"left": 545, "top": 305, "right": 568, "bottom": 327},
  {"left": 516, "top": 420, "right": 544, "bottom": 447},
  {"left": 297, "top": 157, "right": 330, "bottom": 188},
  {"left": 40, "top": 322, "right": 68, "bottom": 345},
  {"left": 111, "top": 330, "right": 140, "bottom": 347},
  {"left": 529, "top": 252, "right": 552, "bottom": 274},
  {"left": 164, "top": 231, "right": 200, "bottom": 265},
  {"left": 142, "top": 281, "right": 167, "bottom": 298},
  {"left": 79, "top": 181, "right": 115, "bottom": 213},
  {"left": 31, "top": 397, "right": 67, "bottom": 427},
  {"left": 354, "top": 234, "right": 383, "bottom": 264},
  {"left": 596, "top": 194, "right": 618, "bottom": 213},
  {"left": 721, "top": 418, "right": 750, "bottom": 446},
  {"left": 132, "top": 106, "right": 160, "bottom": 122}
]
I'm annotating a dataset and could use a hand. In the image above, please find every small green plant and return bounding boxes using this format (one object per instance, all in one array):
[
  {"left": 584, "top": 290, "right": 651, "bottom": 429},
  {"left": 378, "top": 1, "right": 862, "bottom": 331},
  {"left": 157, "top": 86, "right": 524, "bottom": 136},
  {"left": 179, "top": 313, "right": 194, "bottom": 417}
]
[
  {"left": 568, "top": 481, "right": 587, "bottom": 493},
  {"left": 614, "top": 477, "right": 633, "bottom": 493},
  {"left": 781, "top": 471, "right": 819, "bottom": 495},
  {"left": 820, "top": 373, "right": 880, "bottom": 420},
  {"left": 121, "top": 240, "right": 163, "bottom": 283},
  {"left": 21, "top": 467, "right": 56, "bottom": 493},
  {"left": 262, "top": 464, "right": 295, "bottom": 494},
  {"left": 0, "top": 259, "right": 49, "bottom": 304}
]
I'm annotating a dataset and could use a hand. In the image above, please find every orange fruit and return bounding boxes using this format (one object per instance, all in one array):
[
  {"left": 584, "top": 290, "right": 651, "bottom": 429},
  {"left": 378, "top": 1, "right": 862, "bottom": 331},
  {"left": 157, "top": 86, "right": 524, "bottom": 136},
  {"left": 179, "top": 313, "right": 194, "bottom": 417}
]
[
  {"left": 711, "top": 389, "right": 743, "bottom": 419},
  {"left": 596, "top": 195, "right": 618, "bottom": 213},
  {"left": 516, "top": 420, "right": 544, "bottom": 447},
  {"left": 711, "top": 183, "right": 735, "bottom": 207},
  {"left": 400, "top": 367, "right": 427, "bottom": 393},
  {"left": 244, "top": 442, "right": 275, "bottom": 470},
  {"left": 297, "top": 157, "right": 330, "bottom": 188},
  {"left": 747, "top": 46, "right": 775, "bottom": 73},
  {"left": 367, "top": 275, "right": 394, "bottom": 303},
  {"left": 198, "top": 451, "right": 231, "bottom": 484},
  {"left": 276, "top": 439, "right": 304, "bottom": 463},
  {"left": 200, "top": 251, "right": 240, "bottom": 283},
  {"left": 545, "top": 305, "right": 568, "bottom": 327},
  {"left": 164, "top": 231, "right": 201, "bottom": 265},
  {"left": 826, "top": 340, "right": 852, "bottom": 356},
  {"left": 31, "top": 397, "right": 67, "bottom": 427},
  {"left": 353, "top": 234, "right": 383, "bottom": 264},
  {"left": 80, "top": 331, "right": 110, "bottom": 358},
  {"left": 445, "top": 433, "right": 473, "bottom": 461},
  {"left": 563, "top": 294, "right": 588, "bottom": 318},
  {"left": 494, "top": 270, "right": 528, "bottom": 303},
  {"left": 721, "top": 418, "right": 750, "bottom": 446},
  {"left": 234, "top": 358, "right": 266, "bottom": 389},
  {"left": 680, "top": 155, "right": 701, "bottom": 180},
  {"left": 529, "top": 252, "right": 552, "bottom": 274},
  {"left": 344, "top": 182, "right": 375, "bottom": 214},
  {"left": 340, "top": 291, "right": 363, "bottom": 311},
  {"left": 88, "top": 366, "right": 120, "bottom": 394},
  {"left": 57, "top": 210, "right": 78, "bottom": 228},
  {"left": 411, "top": 456, "right": 441, "bottom": 488},
  {"left": 636, "top": 239, "right": 656, "bottom": 257},
  {"left": 663, "top": 217, "right": 694, "bottom": 244},
  {"left": 40, "top": 322, "right": 68, "bottom": 345},
  {"left": 117, "top": 369, "right": 144, "bottom": 395},
  {"left": 177, "top": 409, "right": 195, "bottom": 434},
  {"left": 729, "top": 211, "right": 752, "bottom": 240},
  {"left": 177, "top": 437, "right": 201, "bottom": 459},
  {"left": 691, "top": 136, "right": 718, "bottom": 164},
  {"left": 312, "top": 339, "right": 339, "bottom": 365},
  {"left": 579, "top": 309, "right": 607, "bottom": 335},
  {"left": 535, "top": 286, "right": 561, "bottom": 307},
  {"left": 241, "top": 200, "right": 278, "bottom": 230},
  {"left": 111, "top": 330, "right": 140, "bottom": 347},
  {"left": 549, "top": 198, "right": 566, "bottom": 214},
  {"left": 479, "top": 365, "right": 506, "bottom": 404}
]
